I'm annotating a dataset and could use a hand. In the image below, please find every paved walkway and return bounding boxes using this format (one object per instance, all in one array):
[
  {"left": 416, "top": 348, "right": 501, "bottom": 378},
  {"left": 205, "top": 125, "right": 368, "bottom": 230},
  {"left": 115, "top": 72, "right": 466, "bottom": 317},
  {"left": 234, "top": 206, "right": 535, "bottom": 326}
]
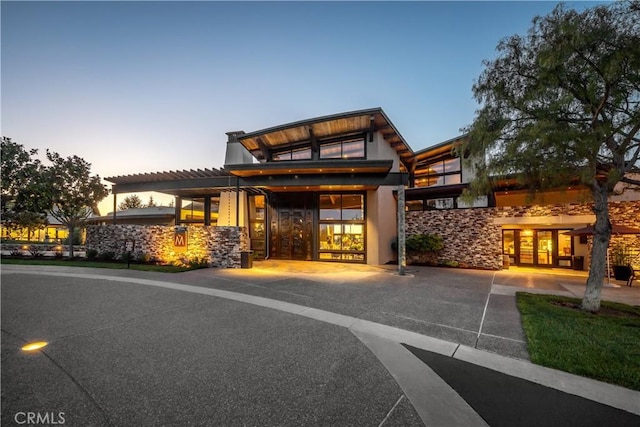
[{"left": 2, "top": 263, "right": 639, "bottom": 426}]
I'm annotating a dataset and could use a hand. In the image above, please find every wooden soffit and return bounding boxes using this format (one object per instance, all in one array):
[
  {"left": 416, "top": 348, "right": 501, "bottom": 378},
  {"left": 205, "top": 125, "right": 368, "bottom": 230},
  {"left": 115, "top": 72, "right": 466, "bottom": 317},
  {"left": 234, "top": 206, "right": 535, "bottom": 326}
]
[{"left": 237, "top": 108, "right": 414, "bottom": 164}]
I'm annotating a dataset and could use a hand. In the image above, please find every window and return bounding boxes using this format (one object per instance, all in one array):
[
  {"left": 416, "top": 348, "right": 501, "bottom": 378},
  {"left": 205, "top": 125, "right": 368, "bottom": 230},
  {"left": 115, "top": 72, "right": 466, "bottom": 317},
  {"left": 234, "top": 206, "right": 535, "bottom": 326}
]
[
  {"left": 272, "top": 146, "right": 311, "bottom": 162},
  {"left": 320, "top": 137, "right": 365, "bottom": 160},
  {"left": 414, "top": 156, "right": 462, "bottom": 187},
  {"left": 180, "top": 197, "right": 205, "bottom": 224},
  {"left": 425, "top": 198, "right": 454, "bottom": 210},
  {"left": 248, "top": 195, "right": 266, "bottom": 258},
  {"left": 319, "top": 193, "right": 365, "bottom": 261}
]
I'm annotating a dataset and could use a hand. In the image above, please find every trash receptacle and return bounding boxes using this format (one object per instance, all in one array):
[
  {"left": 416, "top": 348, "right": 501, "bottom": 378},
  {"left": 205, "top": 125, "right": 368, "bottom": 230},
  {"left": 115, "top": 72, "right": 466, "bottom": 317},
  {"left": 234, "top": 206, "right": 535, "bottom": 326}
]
[
  {"left": 502, "top": 254, "right": 510, "bottom": 269},
  {"left": 573, "top": 256, "right": 584, "bottom": 270},
  {"left": 241, "top": 251, "right": 253, "bottom": 269}
]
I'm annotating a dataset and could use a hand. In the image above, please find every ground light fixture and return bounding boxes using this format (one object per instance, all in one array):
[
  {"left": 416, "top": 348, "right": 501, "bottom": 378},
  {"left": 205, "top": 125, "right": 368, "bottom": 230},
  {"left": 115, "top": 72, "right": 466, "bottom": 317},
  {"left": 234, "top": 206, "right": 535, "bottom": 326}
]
[{"left": 21, "top": 341, "right": 48, "bottom": 352}]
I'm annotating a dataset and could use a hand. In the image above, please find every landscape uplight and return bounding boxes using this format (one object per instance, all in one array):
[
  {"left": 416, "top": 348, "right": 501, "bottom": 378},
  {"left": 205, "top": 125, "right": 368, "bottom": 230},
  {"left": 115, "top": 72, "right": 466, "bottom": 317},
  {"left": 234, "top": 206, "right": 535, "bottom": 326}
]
[{"left": 21, "top": 341, "right": 48, "bottom": 352}]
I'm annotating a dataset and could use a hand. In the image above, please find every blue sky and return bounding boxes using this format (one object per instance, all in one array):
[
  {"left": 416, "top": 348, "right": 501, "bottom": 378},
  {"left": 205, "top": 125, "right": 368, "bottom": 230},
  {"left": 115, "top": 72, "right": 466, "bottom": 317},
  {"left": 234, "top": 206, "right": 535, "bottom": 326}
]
[{"left": 1, "top": 1, "right": 600, "bottom": 210}]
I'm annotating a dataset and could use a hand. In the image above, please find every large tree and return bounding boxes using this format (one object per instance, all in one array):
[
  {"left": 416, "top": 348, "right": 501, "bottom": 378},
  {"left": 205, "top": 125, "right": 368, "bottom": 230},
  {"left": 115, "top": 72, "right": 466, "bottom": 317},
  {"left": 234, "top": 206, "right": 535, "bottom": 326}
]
[
  {"left": 42, "top": 150, "right": 109, "bottom": 257},
  {"left": 1, "top": 137, "right": 48, "bottom": 238},
  {"left": 118, "top": 194, "right": 145, "bottom": 211},
  {"left": 460, "top": 2, "right": 640, "bottom": 312}
]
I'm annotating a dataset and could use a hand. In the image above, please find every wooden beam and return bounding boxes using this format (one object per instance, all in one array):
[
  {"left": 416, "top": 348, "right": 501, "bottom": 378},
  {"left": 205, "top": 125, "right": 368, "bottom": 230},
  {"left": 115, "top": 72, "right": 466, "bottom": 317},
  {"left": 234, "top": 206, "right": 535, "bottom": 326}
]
[{"left": 256, "top": 137, "right": 271, "bottom": 162}]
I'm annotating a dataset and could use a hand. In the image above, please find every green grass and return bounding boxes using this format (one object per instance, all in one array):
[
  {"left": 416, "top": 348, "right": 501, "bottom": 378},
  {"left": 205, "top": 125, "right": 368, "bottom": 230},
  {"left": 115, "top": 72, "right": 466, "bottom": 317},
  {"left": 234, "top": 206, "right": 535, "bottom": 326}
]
[
  {"left": 516, "top": 292, "right": 640, "bottom": 391},
  {"left": 1, "top": 257, "right": 195, "bottom": 273}
]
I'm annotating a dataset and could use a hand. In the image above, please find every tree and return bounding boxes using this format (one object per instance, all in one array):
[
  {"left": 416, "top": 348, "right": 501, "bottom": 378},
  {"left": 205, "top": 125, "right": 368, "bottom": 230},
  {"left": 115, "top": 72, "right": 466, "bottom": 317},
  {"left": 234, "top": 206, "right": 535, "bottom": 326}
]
[
  {"left": 1, "top": 137, "right": 48, "bottom": 238},
  {"left": 42, "top": 150, "right": 109, "bottom": 257},
  {"left": 118, "top": 194, "right": 144, "bottom": 211},
  {"left": 460, "top": 2, "right": 640, "bottom": 312},
  {"left": 147, "top": 195, "right": 157, "bottom": 207}
]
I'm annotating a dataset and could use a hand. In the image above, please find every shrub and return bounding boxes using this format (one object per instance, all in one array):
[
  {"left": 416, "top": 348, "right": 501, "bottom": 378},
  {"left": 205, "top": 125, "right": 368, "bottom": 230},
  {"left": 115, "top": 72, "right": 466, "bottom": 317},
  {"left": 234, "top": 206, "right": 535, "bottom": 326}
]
[
  {"left": 54, "top": 250, "right": 64, "bottom": 259},
  {"left": 86, "top": 249, "right": 98, "bottom": 260},
  {"left": 29, "top": 246, "right": 44, "bottom": 258},
  {"left": 121, "top": 251, "right": 134, "bottom": 263},
  {"left": 188, "top": 256, "right": 210, "bottom": 269},
  {"left": 135, "top": 251, "right": 152, "bottom": 264},
  {"left": 9, "top": 248, "right": 22, "bottom": 257},
  {"left": 406, "top": 234, "right": 444, "bottom": 253},
  {"left": 99, "top": 251, "right": 116, "bottom": 261}
]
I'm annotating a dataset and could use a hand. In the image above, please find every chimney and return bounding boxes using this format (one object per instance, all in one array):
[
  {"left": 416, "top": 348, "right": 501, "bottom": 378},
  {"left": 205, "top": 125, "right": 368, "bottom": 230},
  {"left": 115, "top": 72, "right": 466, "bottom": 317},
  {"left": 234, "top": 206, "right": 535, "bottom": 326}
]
[{"left": 224, "top": 131, "right": 253, "bottom": 165}]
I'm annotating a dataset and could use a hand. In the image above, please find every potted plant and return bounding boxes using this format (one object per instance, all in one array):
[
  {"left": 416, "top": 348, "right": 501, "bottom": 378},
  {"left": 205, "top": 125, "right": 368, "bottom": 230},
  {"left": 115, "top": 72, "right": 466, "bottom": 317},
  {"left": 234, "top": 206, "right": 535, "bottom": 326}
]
[{"left": 610, "top": 243, "right": 633, "bottom": 281}]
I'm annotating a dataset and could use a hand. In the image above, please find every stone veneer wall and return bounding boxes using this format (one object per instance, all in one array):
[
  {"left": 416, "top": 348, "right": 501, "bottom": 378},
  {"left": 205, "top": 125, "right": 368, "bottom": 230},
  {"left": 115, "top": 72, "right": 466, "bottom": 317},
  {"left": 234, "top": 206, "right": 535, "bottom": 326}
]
[
  {"left": 406, "top": 201, "right": 640, "bottom": 270},
  {"left": 85, "top": 225, "right": 248, "bottom": 268}
]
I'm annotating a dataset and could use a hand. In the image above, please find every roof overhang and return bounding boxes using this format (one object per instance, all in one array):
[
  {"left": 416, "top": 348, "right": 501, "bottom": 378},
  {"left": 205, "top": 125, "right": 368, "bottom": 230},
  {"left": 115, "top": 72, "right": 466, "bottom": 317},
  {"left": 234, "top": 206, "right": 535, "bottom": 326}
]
[
  {"left": 225, "top": 160, "right": 393, "bottom": 177},
  {"left": 236, "top": 107, "right": 414, "bottom": 167}
]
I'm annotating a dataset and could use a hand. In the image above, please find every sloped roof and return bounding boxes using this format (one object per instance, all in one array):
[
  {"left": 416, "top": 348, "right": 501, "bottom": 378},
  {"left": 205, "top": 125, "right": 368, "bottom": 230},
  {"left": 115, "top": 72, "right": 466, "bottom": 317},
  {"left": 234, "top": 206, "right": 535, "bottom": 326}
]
[{"left": 237, "top": 107, "right": 414, "bottom": 166}]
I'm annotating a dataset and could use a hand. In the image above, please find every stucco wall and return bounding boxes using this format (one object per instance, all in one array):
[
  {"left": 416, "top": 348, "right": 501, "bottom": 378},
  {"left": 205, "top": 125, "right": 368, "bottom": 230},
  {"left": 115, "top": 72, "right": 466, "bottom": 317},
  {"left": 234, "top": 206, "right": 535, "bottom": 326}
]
[
  {"left": 406, "top": 201, "right": 640, "bottom": 270},
  {"left": 366, "top": 186, "right": 398, "bottom": 265},
  {"left": 85, "top": 225, "right": 248, "bottom": 268}
]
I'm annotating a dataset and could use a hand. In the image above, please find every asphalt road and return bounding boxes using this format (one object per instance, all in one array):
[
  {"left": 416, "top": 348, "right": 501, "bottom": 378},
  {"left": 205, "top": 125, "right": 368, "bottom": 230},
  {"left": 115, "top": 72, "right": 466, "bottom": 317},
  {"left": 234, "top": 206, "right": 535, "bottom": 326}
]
[
  {"left": 2, "top": 265, "right": 638, "bottom": 426},
  {"left": 1, "top": 272, "right": 421, "bottom": 426}
]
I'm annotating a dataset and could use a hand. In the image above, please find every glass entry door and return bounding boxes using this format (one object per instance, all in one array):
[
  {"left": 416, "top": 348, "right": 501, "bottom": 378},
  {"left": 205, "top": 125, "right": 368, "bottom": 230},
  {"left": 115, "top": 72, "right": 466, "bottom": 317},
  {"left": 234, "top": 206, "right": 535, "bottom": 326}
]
[
  {"left": 519, "top": 232, "right": 534, "bottom": 265},
  {"left": 536, "top": 231, "right": 554, "bottom": 266}
]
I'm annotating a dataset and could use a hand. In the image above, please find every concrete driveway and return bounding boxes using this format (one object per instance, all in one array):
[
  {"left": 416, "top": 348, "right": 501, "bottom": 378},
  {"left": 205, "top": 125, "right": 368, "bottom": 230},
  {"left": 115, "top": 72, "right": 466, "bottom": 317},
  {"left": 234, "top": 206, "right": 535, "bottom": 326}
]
[{"left": 2, "top": 263, "right": 638, "bottom": 426}]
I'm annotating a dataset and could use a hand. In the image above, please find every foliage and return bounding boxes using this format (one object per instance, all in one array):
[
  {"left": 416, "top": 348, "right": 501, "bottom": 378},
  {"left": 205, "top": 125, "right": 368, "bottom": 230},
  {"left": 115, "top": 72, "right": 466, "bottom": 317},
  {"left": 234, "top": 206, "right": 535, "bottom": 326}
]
[
  {"left": 0, "top": 257, "right": 194, "bottom": 272},
  {"left": 610, "top": 243, "right": 633, "bottom": 266},
  {"left": 28, "top": 246, "right": 44, "bottom": 258},
  {"left": 54, "top": 250, "right": 64, "bottom": 259},
  {"left": 9, "top": 248, "right": 22, "bottom": 257},
  {"left": 147, "top": 195, "right": 157, "bottom": 207},
  {"left": 86, "top": 249, "right": 98, "bottom": 260},
  {"left": 99, "top": 251, "right": 116, "bottom": 261},
  {"left": 391, "top": 234, "right": 445, "bottom": 254},
  {"left": 406, "top": 234, "right": 444, "bottom": 254},
  {"left": 1, "top": 138, "right": 48, "bottom": 233},
  {"left": 176, "top": 255, "right": 210, "bottom": 269},
  {"left": 187, "top": 256, "right": 210, "bottom": 269},
  {"left": 118, "top": 194, "right": 145, "bottom": 211},
  {"left": 42, "top": 150, "right": 109, "bottom": 258},
  {"left": 459, "top": 2, "right": 640, "bottom": 311},
  {"left": 517, "top": 292, "right": 640, "bottom": 391},
  {"left": 135, "top": 251, "right": 154, "bottom": 264}
]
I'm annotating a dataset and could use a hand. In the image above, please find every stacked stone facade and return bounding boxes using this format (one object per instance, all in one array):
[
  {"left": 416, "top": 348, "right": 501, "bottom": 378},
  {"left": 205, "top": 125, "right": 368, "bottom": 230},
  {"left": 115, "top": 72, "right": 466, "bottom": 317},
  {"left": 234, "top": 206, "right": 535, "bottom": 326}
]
[
  {"left": 85, "top": 225, "right": 248, "bottom": 268},
  {"left": 406, "top": 201, "right": 640, "bottom": 270}
]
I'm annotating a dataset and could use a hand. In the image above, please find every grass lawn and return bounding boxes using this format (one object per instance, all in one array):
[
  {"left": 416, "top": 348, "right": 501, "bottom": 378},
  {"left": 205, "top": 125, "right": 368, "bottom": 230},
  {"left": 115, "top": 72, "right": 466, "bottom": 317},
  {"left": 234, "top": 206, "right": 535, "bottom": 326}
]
[
  {"left": 1, "top": 257, "right": 196, "bottom": 273},
  {"left": 516, "top": 292, "right": 640, "bottom": 391}
]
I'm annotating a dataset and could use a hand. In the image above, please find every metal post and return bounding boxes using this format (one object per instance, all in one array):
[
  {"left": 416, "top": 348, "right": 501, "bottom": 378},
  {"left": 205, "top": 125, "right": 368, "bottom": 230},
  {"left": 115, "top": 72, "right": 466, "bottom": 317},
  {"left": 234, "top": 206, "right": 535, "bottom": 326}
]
[
  {"left": 235, "top": 178, "right": 240, "bottom": 227},
  {"left": 112, "top": 193, "right": 117, "bottom": 224},
  {"left": 397, "top": 185, "right": 406, "bottom": 275}
]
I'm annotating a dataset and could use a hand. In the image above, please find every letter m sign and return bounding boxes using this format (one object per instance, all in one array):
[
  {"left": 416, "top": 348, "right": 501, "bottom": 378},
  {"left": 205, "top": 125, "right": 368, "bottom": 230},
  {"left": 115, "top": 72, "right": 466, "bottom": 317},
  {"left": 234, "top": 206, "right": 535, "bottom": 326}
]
[{"left": 174, "top": 231, "right": 187, "bottom": 247}]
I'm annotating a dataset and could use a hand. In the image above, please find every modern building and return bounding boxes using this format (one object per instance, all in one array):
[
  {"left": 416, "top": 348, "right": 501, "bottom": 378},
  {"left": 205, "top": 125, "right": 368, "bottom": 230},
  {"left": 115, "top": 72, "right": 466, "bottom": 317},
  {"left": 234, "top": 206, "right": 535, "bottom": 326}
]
[{"left": 98, "top": 107, "right": 640, "bottom": 269}]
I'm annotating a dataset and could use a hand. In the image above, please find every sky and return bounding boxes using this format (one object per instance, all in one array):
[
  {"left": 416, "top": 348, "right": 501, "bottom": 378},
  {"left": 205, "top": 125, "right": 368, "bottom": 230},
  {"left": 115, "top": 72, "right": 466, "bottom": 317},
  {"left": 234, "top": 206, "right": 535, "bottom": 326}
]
[{"left": 1, "top": 1, "right": 603, "bottom": 213}]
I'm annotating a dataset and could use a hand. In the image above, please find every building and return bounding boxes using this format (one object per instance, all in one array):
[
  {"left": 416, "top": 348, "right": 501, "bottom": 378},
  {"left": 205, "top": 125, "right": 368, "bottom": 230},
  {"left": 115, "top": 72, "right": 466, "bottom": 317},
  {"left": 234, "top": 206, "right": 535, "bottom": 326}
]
[{"left": 91, "top": 107, "right": 640, "bottom": 269}]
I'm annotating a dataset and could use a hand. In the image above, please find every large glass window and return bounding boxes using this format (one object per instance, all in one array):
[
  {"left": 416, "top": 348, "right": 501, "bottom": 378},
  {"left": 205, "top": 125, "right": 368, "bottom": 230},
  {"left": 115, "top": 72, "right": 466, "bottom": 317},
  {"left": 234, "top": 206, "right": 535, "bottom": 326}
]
[
  {"left": 320, "top": 137, "right": 365, "bottom": 160},
  {"left": 248, "top": 195, "right": 266, "bottom": 258},
  {"left": 414, "top": 156, "right": 462, "bottom": 188},
  {"left": 180, "top": 197, "right": 205, "bottom": 224},
  {"left": 319, "top": 193, "right": 365, "bottom": 262},
  {"left": 272, "top": 146, "right": 311, "bottom": 161},
  {"left": 209, "top": 196, "right": 220, "bottom": 225}
]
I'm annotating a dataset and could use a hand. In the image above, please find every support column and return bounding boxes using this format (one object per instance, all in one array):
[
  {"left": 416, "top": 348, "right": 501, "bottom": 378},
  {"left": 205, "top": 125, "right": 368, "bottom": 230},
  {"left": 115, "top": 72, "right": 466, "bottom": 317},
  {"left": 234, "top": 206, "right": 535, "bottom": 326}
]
[
  {"left": 112, "top": 193, "right": 117, "bottom": 224},
  {"left": 174, "top": 196, "right": 181, "bottom": 225},
  {"left": 397, "top": 185, "right": 406, "bottom": 275}
]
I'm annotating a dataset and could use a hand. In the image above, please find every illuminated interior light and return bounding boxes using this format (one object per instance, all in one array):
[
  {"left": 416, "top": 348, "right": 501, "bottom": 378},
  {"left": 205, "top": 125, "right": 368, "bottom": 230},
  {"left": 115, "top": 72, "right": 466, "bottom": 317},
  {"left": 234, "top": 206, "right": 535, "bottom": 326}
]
[{"left": 21, "top": 341, "right": 48, "bottom": 351}]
